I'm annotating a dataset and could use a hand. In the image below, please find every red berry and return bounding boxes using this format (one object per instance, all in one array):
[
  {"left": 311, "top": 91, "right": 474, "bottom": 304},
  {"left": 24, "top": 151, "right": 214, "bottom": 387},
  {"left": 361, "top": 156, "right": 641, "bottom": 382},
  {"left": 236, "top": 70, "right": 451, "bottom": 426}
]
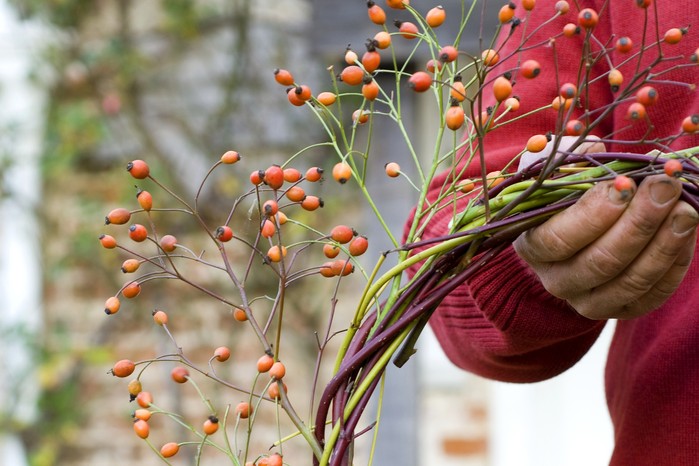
[
  {"left": 613, "top": 175, "right": 634, "bottom": 195},
  {"left": 305, "top": 167, "right": 323, "bottom": 182},
  {"left": 236, "top": 402, "right": 253, "bottom": 419},
  {"left": 220, "top": 150, "right": 241, "bottom": 164},
  {"left": 273, "top": 68, "right": 294, "bottom": 86},
  {"left": 112, "top": 359, "right": 136, "bottom": 378},
  {"left": 367, "top": 1, "right": 387, "bottom": 25},
  {"left": 127, "top": 160, "right": 150, "bottom": 179},
  {"left": 105, "top": 208, "right": 131, "bottom": 225},
  {"left": 257, "top": 354, "right": 274, "bottom": 373},
  {"left": 136, "top": 391, "right": 153, "bottom": 408},
  {"left": 331, "top": 225, "right": 355, "bottom": 244},
  {"left": 136, "top": 190, "right": 153, "bottom": 211},
  {"left": 361, "top": 50, "right": 381, "bottom": 73},
  {"left": 171, "top": 366, "right": 190, "bottom": 383},
  {"left": 636, "top": 86, "right": 658, "bottom": 106},
  {"left": 395, "top": 20, "right": 419, "bottom": 40},
  {"left": 615, "top": 37, "right": 633, "bottom": 53},
  {"left": 425, "top": 6, "right": 446, "bottom": 27},
  {"left": 121, "top": 259, "right": 140, "bottom": 273},
  {"left": 626, "top": 102, "right": 647, "bottom": 120},
  {"left": 160, "top": 443, "right": 180, "bottom": 458},
  {"left": 216, "top": 225, "right": 234, "bottom": 242},
  {"left": 214, "top": 346, "right": 231, "bottom": 362},
  {"left": 384, "top": 162, "right": 401, "bottom": 177},
  {"left": 577, "top": 8, "right": 599, "bottom": 29},
  {"left": 152, "top": 309, "right": 168, "bottom": 325},
  {"left": 340, "top": 65, "right": 365, "bottom": 86},
  {"left": 159, "top": 234, "right": 177, "bottom": 253},
  {"left": 564, "top": 119, "right": 585, "bottom": 136},
  {"left": 99, "top": 234, "right": 117, "bottom": 249},
  {"left": 265, "top": 165, "right": 285, "bottom": 190},
  {"left": 104, "top": 296, "right": 121, "bottom": 315},
  {"left": 128, "top": 224, "right": 148, "bottom": 242},
  {"left": 250, "top": 170, "right": 265, "bottom": 185},
  {"left": 262, "top": 199, "right": 279, "bottom": 217},
  {"left": 664, "top": 159, "right": 683, "bottom": 178},
  {"left": 681, "top": 115, "right": 699, "bottom": 133},
  {"left": 408, "top": 71, "right": 432, "bottom": 92},
  {"left": 520, "top": 59, "right": 541, "bottom": 79},
  {"left": 438, "top": 45, "right": 458, "bottom": 63},
  {"left": 203, "top": 416, "right": 219, "bottom": 435},
  {"left": 348, "top": 236, "right": 369, "bottom": 256},
  {"left": 133, "top": 419, "right": 149, "bottom": 439},
  {"left": 269, "top": 361, "right": 286, "bottom": 380},
  {"left": 122, "top": 281, "right": 141, "bottom": 299},
  {"left": 559, "top": 82, "right": 577, "bottom": 99}
]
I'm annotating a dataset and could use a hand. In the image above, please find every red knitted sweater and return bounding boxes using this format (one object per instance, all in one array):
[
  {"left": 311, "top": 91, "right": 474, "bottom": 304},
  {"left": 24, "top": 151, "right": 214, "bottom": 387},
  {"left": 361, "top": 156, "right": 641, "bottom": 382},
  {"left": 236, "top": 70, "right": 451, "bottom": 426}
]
[{"left": 407, "top": 1, "right": 699, "bottom": 464}]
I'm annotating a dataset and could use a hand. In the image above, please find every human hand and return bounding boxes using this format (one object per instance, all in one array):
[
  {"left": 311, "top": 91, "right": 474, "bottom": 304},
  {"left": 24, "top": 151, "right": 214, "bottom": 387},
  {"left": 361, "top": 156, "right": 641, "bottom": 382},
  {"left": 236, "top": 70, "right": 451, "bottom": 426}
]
[{"left": 513, "top": 174, "right": 699, "bottom": 320}]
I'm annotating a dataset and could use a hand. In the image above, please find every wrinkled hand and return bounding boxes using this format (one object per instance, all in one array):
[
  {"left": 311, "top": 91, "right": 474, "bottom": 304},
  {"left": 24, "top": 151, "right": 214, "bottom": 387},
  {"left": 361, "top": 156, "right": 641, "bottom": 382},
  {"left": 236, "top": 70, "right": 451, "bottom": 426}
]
[{"left": 513, "top": 140, "right": 699, "bottom": 320}]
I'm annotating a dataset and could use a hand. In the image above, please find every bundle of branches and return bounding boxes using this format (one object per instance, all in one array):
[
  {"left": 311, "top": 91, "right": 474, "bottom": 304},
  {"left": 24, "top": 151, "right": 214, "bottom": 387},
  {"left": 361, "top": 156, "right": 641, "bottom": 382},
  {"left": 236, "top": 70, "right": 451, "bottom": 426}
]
[{"left": 314, "top": 147, "right": 699, "bottom": 465}]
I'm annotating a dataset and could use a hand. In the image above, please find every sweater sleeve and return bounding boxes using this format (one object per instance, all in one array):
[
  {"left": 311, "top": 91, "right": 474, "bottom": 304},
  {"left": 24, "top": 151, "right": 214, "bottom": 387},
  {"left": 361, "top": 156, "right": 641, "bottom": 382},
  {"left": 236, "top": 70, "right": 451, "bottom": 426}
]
[{"left": 405, "top": 0, "right": 620, "bottom": 383}]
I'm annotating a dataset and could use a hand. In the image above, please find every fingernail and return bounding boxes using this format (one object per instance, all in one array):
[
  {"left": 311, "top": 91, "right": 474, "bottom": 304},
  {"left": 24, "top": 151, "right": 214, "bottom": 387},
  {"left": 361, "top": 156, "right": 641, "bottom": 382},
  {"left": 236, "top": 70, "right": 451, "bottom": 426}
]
[
  {"left": 650, "top": 179, "right": 678, "bottom": 205},
  {"left": 672, "top": 213, "right": 699, "bottom": 235}
]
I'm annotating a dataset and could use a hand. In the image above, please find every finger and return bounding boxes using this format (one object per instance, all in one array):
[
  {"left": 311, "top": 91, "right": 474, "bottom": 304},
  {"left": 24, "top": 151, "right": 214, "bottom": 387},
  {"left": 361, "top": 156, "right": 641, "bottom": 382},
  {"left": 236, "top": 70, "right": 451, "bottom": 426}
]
[
  {"left": 557, "top": 175, "right": 684, "bottom": 291},
  {"left": 567, "top": 203, "right": 698, "bottom": 319},
  {"left": 575, "top": 136, "right": 605, "bottom": 155},
  {"left": 514, "top": 179, "right": 635, "bottom": 263}
]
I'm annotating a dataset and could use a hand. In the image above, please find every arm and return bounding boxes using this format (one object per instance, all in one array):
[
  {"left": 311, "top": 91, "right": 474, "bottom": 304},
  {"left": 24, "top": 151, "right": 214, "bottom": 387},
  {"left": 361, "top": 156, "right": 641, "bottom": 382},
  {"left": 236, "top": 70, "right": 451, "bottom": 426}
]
[{"left": 409, "top": 0, "right": 699, "bottom": 382}]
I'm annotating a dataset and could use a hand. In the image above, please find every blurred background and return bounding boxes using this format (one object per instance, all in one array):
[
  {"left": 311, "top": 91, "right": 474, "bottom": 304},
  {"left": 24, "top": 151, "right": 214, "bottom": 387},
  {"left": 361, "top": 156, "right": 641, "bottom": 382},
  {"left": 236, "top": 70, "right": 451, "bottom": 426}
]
[{"left": 0, "top": 1, "right": 613, "bottom": 465}]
